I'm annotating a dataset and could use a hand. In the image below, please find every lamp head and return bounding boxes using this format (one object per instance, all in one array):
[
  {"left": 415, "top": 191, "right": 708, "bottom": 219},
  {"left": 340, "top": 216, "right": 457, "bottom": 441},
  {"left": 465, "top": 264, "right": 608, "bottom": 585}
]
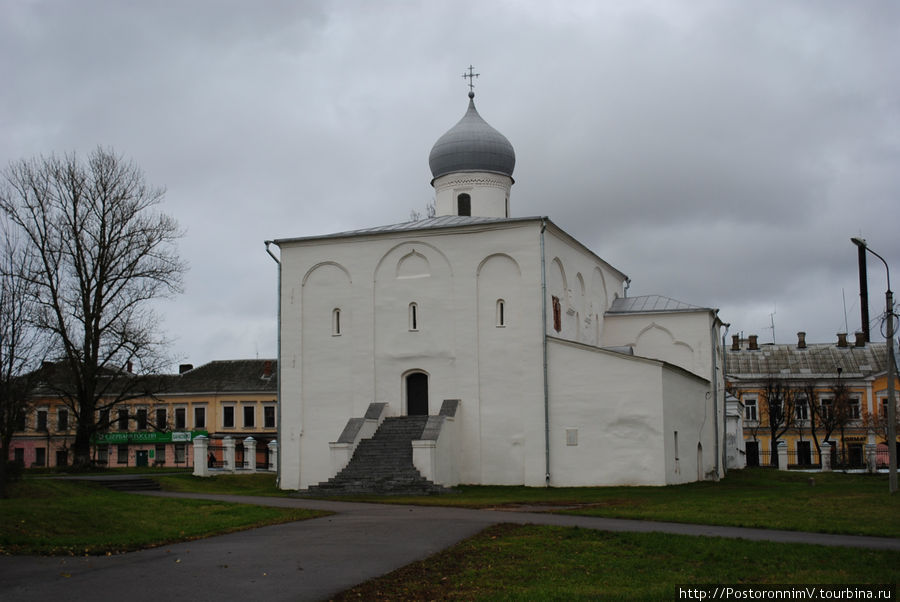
[{"left": 851, "top": 237, "right": 866, "bottom": 248}]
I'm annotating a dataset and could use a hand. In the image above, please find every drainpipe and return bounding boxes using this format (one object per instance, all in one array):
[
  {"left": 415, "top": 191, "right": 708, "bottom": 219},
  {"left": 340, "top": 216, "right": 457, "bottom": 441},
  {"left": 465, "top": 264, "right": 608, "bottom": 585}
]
[
  {"left": 540, "top": 219, "right": 550, "bottom": 486},
  {"left": 719, "top": 322, "right": 730, "bottom": 475},
  {"left": 264, "top": 241, "right": 282, "bottom": 487},
  {"left": 706, "top": 314, "right": 723, "bottom": 479}
]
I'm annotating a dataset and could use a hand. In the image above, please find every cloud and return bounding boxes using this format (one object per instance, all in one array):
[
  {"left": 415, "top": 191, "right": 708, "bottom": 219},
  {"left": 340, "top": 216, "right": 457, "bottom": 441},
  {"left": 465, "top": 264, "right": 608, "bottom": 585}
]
[{"left": 2, "top": 0, "right": 898, "bottom": 367}]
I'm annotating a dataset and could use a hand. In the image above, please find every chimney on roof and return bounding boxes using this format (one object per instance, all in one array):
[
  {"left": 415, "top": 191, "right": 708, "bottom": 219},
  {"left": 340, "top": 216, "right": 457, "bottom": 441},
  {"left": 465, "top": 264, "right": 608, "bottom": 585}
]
[
  {"left": 748, "top": 334, "right": 759, "bottom": 351},
  {"left": 262, "top": 360, "right": 273, "bottom": 378},
  {"left": 732, "top": 335, "right": 741, "bottom": 351},
  {"left": 179, "top": 363, "right": 193, "bottom": 374},
  {"left": 797, "top": 332, "right": 807, "bottom": 349},
  {"left": 854, "top": 331, "right": 866, "bottom": 347},
  {"left": 836, "top": 333, "right": 848, "bottom": 348}
]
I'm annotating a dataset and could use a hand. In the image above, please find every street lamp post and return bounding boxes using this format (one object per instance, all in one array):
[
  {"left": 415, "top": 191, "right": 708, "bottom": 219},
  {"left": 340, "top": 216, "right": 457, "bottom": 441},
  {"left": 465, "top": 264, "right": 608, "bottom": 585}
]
[{"left": 851, "top": 237, "right": 897, "bottom": 493}]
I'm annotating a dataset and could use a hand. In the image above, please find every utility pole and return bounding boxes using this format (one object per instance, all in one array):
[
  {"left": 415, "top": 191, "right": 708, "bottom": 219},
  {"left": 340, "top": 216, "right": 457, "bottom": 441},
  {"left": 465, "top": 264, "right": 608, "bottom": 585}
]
[{"left": 852, "top": 237, "right": 896, "bottom": 494}]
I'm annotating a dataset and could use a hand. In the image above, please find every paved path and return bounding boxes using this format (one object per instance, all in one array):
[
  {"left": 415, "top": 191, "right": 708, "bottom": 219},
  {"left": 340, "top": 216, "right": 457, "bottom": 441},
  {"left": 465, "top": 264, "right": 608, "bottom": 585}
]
[{"left": 2, "top": 492, "right": 898, "bottom": 602}]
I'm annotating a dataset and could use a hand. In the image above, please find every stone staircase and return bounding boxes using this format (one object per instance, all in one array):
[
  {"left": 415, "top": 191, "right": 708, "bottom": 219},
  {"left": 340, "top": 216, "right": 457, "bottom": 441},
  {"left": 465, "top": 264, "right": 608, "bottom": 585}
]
[{"left": 304, "top": 416, "right": 451, "bottom": 495}]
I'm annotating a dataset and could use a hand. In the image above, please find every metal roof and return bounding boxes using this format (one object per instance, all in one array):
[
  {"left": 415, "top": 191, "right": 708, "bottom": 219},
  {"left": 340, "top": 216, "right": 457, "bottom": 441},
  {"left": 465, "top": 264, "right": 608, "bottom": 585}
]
[
  {"left": 274, "top": 215, "right": 541, "bottom": 245},
  {"left": 727, "top": 343, "right": 889, "bottom": 380},
  {"left": 607, "top": 295, "right": 710, "bottom": 314}
]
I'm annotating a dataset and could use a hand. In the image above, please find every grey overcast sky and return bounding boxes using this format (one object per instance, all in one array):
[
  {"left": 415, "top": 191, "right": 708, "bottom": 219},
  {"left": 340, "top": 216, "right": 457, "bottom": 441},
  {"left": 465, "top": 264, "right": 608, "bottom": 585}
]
[{"left": 2, "top": 0, "right": 898, "bottom": 369}]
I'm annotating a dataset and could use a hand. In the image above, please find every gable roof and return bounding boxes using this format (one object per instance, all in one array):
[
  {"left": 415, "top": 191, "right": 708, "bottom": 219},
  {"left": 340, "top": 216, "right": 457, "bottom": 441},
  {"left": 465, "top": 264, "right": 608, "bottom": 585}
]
[
  {"left": 273, "top": 215, "right": 540, "bottom": 245},
  {"left": 727, "top": 342, "right": 889, "bottom": 380},
  {"left": 607, "top": 295, "right": 713, "bottom": 315},
  {"left": 171, "top": 359, "right": 277, "bottom": 394}
]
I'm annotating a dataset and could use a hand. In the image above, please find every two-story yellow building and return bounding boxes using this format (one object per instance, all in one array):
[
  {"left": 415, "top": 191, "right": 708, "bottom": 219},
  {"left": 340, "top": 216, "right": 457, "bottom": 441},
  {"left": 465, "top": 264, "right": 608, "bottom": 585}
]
[
  {"left": 8, "top": 359, "right": 277, "bottom": 470},
  {"left": 727, "top": 332, "right": 898, "bottom": 469}
]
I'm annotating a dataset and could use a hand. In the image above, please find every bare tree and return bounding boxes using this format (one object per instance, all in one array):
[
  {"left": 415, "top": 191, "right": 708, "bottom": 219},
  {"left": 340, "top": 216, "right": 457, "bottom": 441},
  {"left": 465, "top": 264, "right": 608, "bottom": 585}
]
[
  {"left": 0, "top": 147, "right": 186, "bottom": 468},
  {"left": 797, "top": 379, "right": 823, "bottom": 465},
  {"left": 760, "top": 376, "right": 796, "bottom": 467},
  {"left": 827, "top": 377, "right": 855, "bottom": 463},
  {"left": 0, "top": 226, "right": 48, "bottom": 495}
]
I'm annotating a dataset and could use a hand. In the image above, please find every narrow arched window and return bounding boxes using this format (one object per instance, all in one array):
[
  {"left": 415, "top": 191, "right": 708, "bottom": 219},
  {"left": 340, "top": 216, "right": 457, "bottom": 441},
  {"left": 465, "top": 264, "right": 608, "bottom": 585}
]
[
  {"left": 496, "top": 299, "right": 506, "bottom": 327},
  {"left": 332, "top": 308, "right": 341, "bottom": 336},
  {"left": 457, "top": 193, "right": 471, "bottom": 216},
  {"left": 409, "top": 302, "right": 418, "bottom": 331}
]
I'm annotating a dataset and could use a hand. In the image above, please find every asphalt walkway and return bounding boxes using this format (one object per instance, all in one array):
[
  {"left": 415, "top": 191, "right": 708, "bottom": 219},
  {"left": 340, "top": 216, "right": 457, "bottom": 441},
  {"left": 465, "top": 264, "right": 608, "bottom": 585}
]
[{"left": 2, "top": 492, "right": 898, "bottom": 602}]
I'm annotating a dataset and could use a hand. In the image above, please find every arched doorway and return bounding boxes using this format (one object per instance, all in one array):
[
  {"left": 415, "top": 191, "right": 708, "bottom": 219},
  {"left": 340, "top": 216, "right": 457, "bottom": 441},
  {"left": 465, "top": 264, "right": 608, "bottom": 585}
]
[{"left": 406, "top": 372, "right": 429, "bottom": 416}]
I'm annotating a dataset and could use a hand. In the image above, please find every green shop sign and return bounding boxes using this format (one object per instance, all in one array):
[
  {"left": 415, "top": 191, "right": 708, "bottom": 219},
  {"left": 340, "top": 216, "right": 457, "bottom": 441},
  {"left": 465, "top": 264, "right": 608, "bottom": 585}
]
[{"left": 92, "top": 430, "right": 208, "bottom": 444}]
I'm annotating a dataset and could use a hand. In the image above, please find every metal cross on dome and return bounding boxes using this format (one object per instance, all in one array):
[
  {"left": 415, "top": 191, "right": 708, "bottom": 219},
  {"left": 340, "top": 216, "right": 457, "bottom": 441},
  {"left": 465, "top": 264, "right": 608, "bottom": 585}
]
[{"left": 462, "top": 65, "right": 479, "bottom": 93}]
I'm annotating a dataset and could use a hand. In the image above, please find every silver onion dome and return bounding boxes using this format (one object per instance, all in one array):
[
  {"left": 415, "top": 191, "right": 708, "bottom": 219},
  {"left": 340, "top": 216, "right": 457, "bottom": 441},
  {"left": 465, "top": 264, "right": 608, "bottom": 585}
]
[{"left": 428, "top": 92, "right": 516, "bottom": 182}]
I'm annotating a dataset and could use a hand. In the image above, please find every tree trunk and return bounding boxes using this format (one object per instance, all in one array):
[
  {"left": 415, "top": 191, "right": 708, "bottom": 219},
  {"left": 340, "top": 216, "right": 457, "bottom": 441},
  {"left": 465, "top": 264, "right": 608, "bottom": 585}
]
[{"left": 72, "top": 415, "right": 95, "bottom": 468}]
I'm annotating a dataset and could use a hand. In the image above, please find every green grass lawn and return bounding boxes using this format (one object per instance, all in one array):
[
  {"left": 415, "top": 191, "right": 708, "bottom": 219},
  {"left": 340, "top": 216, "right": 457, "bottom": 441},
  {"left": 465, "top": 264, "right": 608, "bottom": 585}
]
[
  {"left": 317, "top": 469, "right": 900, "bottom": 538},
  {"left": 152, "top": 472, "right": 293, "bottom": 496},
  {"left": 0, "top": 479, "right": 328, "bottom": 555},
  {"left": 4, "top": 470, "right": 899, "bottom": 598},
  {"left": 333, "top": 524, "right": 900, "bottom": 601}
]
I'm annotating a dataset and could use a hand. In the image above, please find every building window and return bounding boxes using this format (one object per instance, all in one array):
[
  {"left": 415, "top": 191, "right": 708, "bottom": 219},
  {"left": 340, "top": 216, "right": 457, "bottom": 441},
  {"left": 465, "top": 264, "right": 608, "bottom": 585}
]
[
  {"left": 409, "top": 302, "right": 418, "bottom": 331},
  {"left": 849, "top": 398, "right": 861, "bottom": 420},
  {"left": 56, "top": 450, "right": 68, "bottom": 467},
  {"left": 882, "top": 398, "right": 890, "bottom": 418},
  {"left": 174, "top": 444, "right": 186, "bottom": 463},
  {"left": 457, "top": 193, "right": 471, "bottom": 216},
  {"left": 552, "top": 296, "right": 562, "bottom": 332},
  {"left": 243, "top": 405, "right": 255, "bottom": 428},
  {"left": 795, "top": 397, "right": 808, "bottom": 421},
  {"left": 15, "top": 411, "right": 25, "bottom": 431},
  {"left": 744, "top": 398, "right": 758, "bottom": 422},
  {"left": 57, "top": 409, "right": 68, "bottom": 431},
  {"left": 35, "top": 447, "right": 46, "bottom": 467},
  {"left": 175, "top": 408, "right": 186, "bottom": 429},
  {"left": 136, "top": 409, "right": 148, "bottom": 431},
  {"left": 156, "top": 408, "right": 167, "bottom": 430},
  {"left": 496, "top": 299, "right": 506, "bottom": 327},
  {"left": 820, "top": 398, "right": 833, "bottom": 421},
  {"left": 36, "top": 410, "right": 48, "bottom": 432},
  {"left": 333, "top": 308, "right": 342, "bottom": 336},
  {"left": 99, "top": 409, "right": 110, "bottom": 432},
  {"left": 118, "top": 445, "right": 128, "bottom": 464},
  {"left": 118, "top": 409, "right": 129, "bottom": 430},
  {"left": 223, "top": 406, "right": 234, "bottom": 428},
  {"left": 194, "top": 406, "right": 206, "bottom": 429},
  {"left": 97, "top": 445, "right": 109, "bottom": 465},
  {"left": 13, "top": 448, "right": 24, "bottom": 466},
  {"left": 264, "top": 406, "right": 276, "bottom": 429},
  {"left": 155, "top": 444, "right": 166, "bottom": 465}
]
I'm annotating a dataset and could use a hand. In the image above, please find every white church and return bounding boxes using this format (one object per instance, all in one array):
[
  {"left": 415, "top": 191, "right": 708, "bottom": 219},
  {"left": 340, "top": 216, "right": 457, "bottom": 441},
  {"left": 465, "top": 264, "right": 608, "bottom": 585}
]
[{"left": 270, "top": 81, "right": 726, "bottom": 491}]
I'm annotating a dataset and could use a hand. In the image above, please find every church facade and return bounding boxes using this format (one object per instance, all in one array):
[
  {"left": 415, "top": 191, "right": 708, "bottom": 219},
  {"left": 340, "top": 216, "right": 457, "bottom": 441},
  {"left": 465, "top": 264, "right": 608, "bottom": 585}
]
[{"left": 271, "top": 88, "right": 726, "bottom": 490}]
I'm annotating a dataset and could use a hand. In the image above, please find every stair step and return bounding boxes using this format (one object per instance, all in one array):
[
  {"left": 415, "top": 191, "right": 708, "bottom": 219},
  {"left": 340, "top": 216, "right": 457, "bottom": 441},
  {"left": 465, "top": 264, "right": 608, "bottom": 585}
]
[{"left": 303, "top": 415, "right": 451, "bottom": 496}]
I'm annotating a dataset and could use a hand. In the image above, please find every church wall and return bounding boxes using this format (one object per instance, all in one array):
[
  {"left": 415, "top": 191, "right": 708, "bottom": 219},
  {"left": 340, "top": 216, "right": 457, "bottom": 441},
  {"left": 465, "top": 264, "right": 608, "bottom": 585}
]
[
  {"left": 476, "top": 252, "right": 530, "bottom": 485},
  {"left": 541, "top": 227, "right": 627, "bottom": 348},
  {"left": 277, "top": 220, "right": 547, "bottom": 489},
  {"left": 546, "top": 339, "right": 667, "bottom": 486},
  {"left": 603, "top": 311, "right": 716, "bottom": 381},
  {"left": 604, "top": 311, "right": 724, "bottom": 481},
  {"left": 661, "top": 365, "right": 715, "bottom": 484}
]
